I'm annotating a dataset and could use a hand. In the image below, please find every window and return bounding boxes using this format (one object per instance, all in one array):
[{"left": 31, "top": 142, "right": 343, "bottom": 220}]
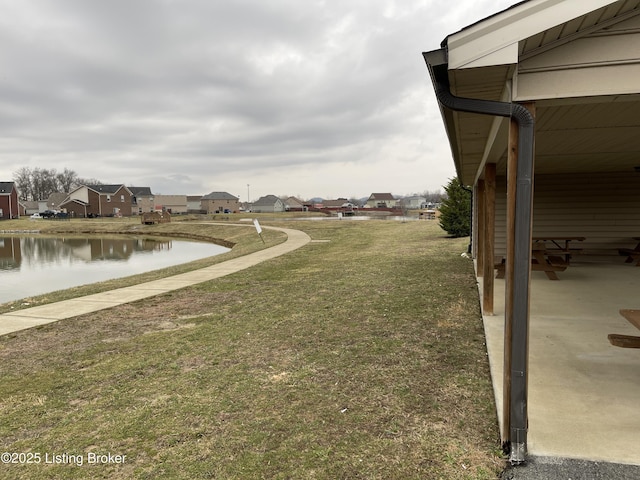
[
  {"left": 107, "top": 195, "right": 111, "bottom": 202},
  {"left": 121, "top": 195, "right": 125, "bottom": 202}
]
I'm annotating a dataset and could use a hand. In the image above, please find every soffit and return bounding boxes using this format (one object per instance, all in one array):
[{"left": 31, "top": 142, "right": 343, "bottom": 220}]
[{"left": 445, "top": 0, "right": 640, "bottom": 185}]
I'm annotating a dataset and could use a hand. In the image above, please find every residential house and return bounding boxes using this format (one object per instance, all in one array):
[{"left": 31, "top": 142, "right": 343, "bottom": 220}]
[
  {"left": 60, "top": 184, "right": 133, "bottom": 217},
  {"left": 187, "top": 195, "right": 204, "bottom": 213},
  {"left": 284, "top": 196, "right": 306, "bottom": 211},
  {"left": 21, "top": 200, "right": 39, "bottom": 216},
  {"left": 41, "top": 192, "right": 69, "bottom": 213},
  {"left": 365, "top": 193, "right": 397, "bottom": 208},
  {"left": 201, "top": 192, "right": 240, "bottom": 214},
  {"left": 319, "top": 198, "right": 346, "bottom": 209},
  {"left": 0, "top": 182, "right": 19, "bottom": 219},
  {"left": 399, "top": 196, "right": 427, "bottom": 210},
  {"left": 423, "top": 0, "right": 640, "bottom": 463},
  {"left": 129, "top": 187, "right": 154, "bottom": 214},
  {"left": 251, "top": 195, "right": 285, "bottom": 213},
  {"left": 153, "top": 195, "right": 188, "bottom": 214}
]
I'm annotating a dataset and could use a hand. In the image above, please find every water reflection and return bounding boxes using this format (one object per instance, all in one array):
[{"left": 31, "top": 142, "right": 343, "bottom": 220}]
[
  {"left": 1, "top": 236, "right": 175, "bottom": 271},
  {"left": 0, "top": 235, "right": 228, "bottom": 304}
]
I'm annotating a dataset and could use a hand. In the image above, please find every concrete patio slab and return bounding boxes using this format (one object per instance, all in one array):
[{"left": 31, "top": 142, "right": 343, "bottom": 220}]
[{"left": 481, "top": 256, "right": 640, "bottom": 465}]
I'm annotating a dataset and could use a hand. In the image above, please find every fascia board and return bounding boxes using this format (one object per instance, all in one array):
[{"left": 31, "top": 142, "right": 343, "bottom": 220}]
[{"left": 447, "top": 0, "right": 619, "bottom": 70}]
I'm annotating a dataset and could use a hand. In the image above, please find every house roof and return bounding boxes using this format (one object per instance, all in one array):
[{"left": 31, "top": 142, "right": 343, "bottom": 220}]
[
  {"left": 322, "top": 198, "right": 348, "bottom": 208},
  {"left": 284, "top": 196, "right": 304, "bottom": 206},
  {"left": 202, "top": 192, "right": 238, "bottom": 200},
  {"left": 86, "top": 184, "right": 131, "bottom": 195},
  {"left": 253, "top": 194, "right": 282, "bottom": 206},
  {"left": 425, "top": 0, "right": 640, "bottom": 185},
  {"left": 46, "top": 192, "right": 69, "bottom": 208},
  {"left": 129, "top": 187, "right": 153, "bottom": 196},
  {"left": 0, "top": 182, "right": 15, "bottom": 194},
  {"left": 368, "top": 193, "right": 394, "bottom": 201},
  {"left": 21, "top": 200, "right": 39, "bottom": 209}
]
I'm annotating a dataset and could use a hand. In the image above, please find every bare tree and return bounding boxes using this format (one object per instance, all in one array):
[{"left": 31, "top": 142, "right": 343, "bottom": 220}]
[
  {"left": 56, "top": 168, "right": 78, "bottom": 193},
  {"left": 13, "top": 167, "right": 33, "bottom": 201},
  {"left": 12, "top": 167, "right": 104, "bottom": 200},
  {"left": 423, "top": 189, "right": 444, "bottom": 204}
]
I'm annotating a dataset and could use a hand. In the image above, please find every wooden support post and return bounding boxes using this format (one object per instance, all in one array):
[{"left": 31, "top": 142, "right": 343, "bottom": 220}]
[
  {"left": 477, "top": 180, "right": 485, "bottom": 277},
  {"left": 482, "top": 164, "right": 496, "bottom": 315}
]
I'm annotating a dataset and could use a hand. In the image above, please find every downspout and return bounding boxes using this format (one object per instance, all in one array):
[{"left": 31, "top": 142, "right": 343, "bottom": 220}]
[{"left": 423, "top": 48, "right": 534, "bottom": 465}]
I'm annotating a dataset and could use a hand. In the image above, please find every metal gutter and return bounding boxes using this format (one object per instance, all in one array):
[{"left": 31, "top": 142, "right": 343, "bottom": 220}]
[{"left": 423, "top": 48, "right": 534, "bottom": 465}]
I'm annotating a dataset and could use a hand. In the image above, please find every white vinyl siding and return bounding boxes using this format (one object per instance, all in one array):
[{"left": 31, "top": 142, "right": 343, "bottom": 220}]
[{"left": 493, "top": 171, "right": 640, "bottom": 259}]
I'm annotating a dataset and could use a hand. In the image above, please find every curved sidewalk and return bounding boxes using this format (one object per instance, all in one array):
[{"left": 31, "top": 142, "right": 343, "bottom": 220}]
[{"left": 0, "top": 225, "right": 311, "bottom": 336}]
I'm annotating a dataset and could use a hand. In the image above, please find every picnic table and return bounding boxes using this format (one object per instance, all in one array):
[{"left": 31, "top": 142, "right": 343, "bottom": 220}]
[
  {"left": 495, "top": 236, "right": 585, "bottom": 280},
  {"left": 618, "top": 237, "right": 640, "bottom": 266},
  {"left": 608, "top": 309, "right": 640, "bottom": 348}
]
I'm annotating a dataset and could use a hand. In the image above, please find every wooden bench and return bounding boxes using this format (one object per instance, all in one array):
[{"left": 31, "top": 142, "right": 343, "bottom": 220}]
[
  {"left": 493, "top": 237, "right": 582, "bottom": 280},
  {"left": 532, "top": 237, "right": 585, "bottom": 265},
  {"left": 608, "top": 309, "right": 640, "bottom": 348},
  {"left": 618, "top": 237, "right": 640, "bottom": 266},
  {"left": 495, "top": 256, "right": 568, "bottom": 280}
]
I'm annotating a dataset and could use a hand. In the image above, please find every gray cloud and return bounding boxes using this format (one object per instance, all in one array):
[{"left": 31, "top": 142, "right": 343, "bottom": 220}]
[{"left": 0, "top": 0, "right": 515, "bottom": 199}]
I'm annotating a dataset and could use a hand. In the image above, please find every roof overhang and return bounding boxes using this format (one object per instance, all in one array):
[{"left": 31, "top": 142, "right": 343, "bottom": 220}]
[{"left": 429, "top": 0, "right": 640, "bottom": 186}]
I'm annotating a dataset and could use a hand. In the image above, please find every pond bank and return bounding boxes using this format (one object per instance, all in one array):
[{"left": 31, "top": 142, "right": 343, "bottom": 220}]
[{"left": 0, "top": 225, "right": 310, "bottom": 336}]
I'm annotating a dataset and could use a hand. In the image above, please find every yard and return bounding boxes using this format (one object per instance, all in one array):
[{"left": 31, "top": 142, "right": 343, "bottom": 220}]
[{"left": 0, "top": 218, "right": 503, "bottom": 479}]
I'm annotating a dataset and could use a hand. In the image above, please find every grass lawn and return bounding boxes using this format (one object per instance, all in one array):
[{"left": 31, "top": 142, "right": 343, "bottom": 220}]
[{"left": 0, "top": 217, "right": 504, "bottom": 479}]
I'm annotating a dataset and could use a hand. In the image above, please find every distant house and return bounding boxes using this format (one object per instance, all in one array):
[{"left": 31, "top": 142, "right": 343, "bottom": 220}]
[
  {"left": 154, "top": 195, "right": 188, "bottom": 214},
  {"left": 41, "top": 192, "right": 69, "bottom": 213},
  {"left": 60, "top": 184, "right": 133, "bottom": 217},
  {"left": 201, "top": 192, "right": 240, "bottom": 214},
  {"left": 366, "top": 193, "right": 397, "bottom": 208},
  {"left": 187, "top": 195, "right": 204, "bottom": 213},
  {"left": 252, "top": 195, "right": 285, "bottom": 213},
  {"left": 129, "top": 187, "right": 155, "bottom": 214},
  {"left": 21, "top": 200, "right": 40, "bottom": 216},
  {"left": 284, "top": 196, "right": 306, "bottom": 212},
  {"left": 0, "top": 182, "right": 21, "bottom": 219},
  {"left": 322, "top": 198, "right": 349, "bottom": 209},
  {"left": 400, "top": 196, "right": 427, "bottom": 210}
]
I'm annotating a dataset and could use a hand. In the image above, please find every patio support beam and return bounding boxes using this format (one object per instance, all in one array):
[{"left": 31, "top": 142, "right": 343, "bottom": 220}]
[
  {"left": 482, "top": 164, "right": 496, "bottom": 315},
  {"left": 476, "top": 180, "right": 485, "bottom": 277}
]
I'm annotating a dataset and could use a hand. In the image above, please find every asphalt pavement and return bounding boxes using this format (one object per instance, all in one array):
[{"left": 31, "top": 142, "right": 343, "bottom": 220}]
[{"left": 502, "top": 455, "right": 640, "bottom": 479}]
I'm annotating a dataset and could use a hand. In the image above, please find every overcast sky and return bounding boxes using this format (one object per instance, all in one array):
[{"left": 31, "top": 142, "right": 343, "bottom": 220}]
[{"left": 1, "top": 0, "right": 515, "bottom": 201}]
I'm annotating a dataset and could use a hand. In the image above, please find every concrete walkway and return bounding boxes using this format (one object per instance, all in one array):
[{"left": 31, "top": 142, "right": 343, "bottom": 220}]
[{"left": 0, "top": 224, "right": 311, "bottom": 336}]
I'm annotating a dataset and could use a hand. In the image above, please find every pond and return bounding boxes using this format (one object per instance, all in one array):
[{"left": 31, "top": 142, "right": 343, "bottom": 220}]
[{"left": 0, "top": 235, "right": 229, "bottom": 304}]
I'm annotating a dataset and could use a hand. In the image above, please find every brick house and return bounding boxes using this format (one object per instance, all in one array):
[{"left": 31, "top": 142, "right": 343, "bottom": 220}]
[
  {"left": 201, "top": 192, "right": 240, "bottom": 214},
  {"left": 60, "top": 184, "right": 133, "bottom": 217},
  {"left": 129, "top": 187, "right": 154, "bottom": 214},
  {"left": 0, "top": 182, "right": 19, "bottom": 219}
]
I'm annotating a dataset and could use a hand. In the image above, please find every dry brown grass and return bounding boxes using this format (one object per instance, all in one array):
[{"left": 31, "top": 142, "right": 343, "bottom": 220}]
[{"left": 0, "top": 219, "right": 504, "bottom": 479}]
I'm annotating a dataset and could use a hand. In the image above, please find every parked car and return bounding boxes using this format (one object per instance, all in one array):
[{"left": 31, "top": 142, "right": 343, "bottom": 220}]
[{"left": 30, "top": 213, "right": 42, "bottom": 219}]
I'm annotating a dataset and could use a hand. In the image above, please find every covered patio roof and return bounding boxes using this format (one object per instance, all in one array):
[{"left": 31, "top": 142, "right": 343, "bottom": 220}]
[{"left": 439, "top": 0, "right": 640, "bottom": 186}]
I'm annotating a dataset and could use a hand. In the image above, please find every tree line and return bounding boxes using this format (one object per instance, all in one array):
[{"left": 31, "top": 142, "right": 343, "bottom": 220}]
[{"left": 12, "top": 167, "right": 103, "bottom": 201}]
